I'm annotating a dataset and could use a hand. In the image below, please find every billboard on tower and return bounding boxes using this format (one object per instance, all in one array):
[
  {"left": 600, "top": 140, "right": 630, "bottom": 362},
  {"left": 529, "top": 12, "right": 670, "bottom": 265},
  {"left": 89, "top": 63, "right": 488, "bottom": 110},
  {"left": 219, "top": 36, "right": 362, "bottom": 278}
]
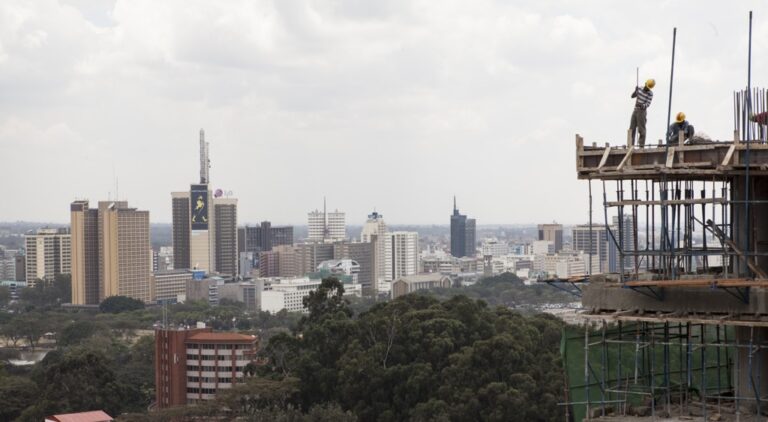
[{"left": 190, "top": 184, "right": 209, "bottom": 230}]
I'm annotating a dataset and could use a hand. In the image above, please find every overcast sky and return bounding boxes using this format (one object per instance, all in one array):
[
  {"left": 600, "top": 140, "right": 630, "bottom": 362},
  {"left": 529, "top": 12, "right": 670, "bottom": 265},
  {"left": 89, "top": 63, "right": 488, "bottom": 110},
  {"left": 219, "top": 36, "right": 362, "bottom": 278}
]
[{"left": 1, "top": 1, "right": 767, "bottom": 226}]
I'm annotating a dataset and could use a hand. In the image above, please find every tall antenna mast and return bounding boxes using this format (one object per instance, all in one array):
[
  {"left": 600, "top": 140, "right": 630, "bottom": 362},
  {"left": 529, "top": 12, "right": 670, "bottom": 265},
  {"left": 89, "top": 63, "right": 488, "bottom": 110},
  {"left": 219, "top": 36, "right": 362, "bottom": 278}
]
[{"left": 199, "top": 129, "right": 210, "bottom": 184}]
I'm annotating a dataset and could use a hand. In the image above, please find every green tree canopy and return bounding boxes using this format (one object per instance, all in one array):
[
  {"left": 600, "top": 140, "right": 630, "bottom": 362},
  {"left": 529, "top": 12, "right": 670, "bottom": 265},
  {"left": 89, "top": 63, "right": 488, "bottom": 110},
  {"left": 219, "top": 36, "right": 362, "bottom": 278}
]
[{"left": 100, "top": 295, "right": 145, "bottom": 314}]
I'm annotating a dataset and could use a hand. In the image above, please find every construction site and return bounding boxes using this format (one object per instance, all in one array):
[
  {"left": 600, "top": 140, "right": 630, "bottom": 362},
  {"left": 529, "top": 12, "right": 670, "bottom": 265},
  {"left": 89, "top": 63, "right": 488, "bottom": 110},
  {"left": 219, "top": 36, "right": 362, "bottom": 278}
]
[{"left": 561, "top": 12, "right": 768, "bottom": 422}]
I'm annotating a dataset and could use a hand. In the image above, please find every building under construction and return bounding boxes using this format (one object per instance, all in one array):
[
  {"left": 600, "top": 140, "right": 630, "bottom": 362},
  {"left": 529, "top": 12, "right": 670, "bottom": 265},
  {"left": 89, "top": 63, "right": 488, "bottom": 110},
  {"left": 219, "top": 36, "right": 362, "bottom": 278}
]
[{"left": 562, "top": 14, "right": 768, "bottom": 422}]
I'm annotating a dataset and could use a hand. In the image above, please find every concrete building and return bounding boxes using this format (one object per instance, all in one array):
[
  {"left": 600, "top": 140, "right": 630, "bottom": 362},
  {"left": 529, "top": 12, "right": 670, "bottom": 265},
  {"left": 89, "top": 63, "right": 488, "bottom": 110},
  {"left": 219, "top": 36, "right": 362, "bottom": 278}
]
[
  {"left": 532, "top": 240, "right": 555, "bottom": 256},
  {"left": 214, "top": 198, "right": 238, "bottom": 277},
  {"left": 0, "top": 280, "right": 27, "bottom": 301},
  {"left": 360, "top": 211, "right": 392, "bottom": 282},
  {"left": 24, "top": 228, "right": 71, "bottom": 286},
  {"left": 153, "top": 269, "right": 194, "bottom": 304},
  {"left": 219, "top": 281, "right": 261, "bottom": 311},
  {"left": 481, "top": 237, "right": 509, "bottom": 257},
  {"left": 538, "top": 223, "right": 564, "bottom": 253},
  {"left": 171, "top": 130, "right": 238, "bottom": 277},
  {"left": 14, "top": 253, "right": 25, "bottom": 282},
  {"left": 390, "top": 231, "right": 419, "bottom": 279},
  {"left": 450, "top": 197, "right": 476, "bottom": 258},
  {"left": 295, "top": 242, "right": 336, "bottom": 276},
  {"left": 71, "top": 200, "right": 152, "bottom": 305},
  {"left": 185, "top": 274, "right": 225, "bottom": 306},
  {"left": 154, "top": 326, "right": 259, "bottom": 408},
  {"left": 533, "top": 253, "right": 587, "bottom": 278},
  {"left": 261, "top": 276, "right": 322, "bottom": 313},
  {"left": 392, "top": 274, "right": 452, "bottom": 299},
  {"left": 336, "top": 240, "right": 379, "bottom": 296},
  {"left": 317, "top": 259, "right": 360, "bottom": 283},
  {"left": 308, "top": 200, "right": 346, "bottom": 242},
  {"left": 571, "top": 224, "right": 612, "bottom": 274},
  {"left": 238, "top": 222, "right": 294, "bottom": 254}
]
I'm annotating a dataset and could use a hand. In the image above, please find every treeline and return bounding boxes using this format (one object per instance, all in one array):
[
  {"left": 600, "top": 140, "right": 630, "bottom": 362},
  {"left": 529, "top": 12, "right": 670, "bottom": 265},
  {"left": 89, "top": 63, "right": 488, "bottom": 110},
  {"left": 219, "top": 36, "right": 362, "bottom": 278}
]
[
  {"left": 428, "top": 272, "right": 576, "bottom": 308},
  {"left": 126, "top": 278, "right": 566, "bottom": 421}
]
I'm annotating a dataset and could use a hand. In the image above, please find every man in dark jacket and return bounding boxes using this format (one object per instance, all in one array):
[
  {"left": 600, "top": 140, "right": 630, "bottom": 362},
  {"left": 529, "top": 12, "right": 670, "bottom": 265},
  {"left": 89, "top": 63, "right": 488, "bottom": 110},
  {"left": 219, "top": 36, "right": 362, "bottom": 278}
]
[{"left": 666, "top": 112, "right": 694, "bottom": 144}]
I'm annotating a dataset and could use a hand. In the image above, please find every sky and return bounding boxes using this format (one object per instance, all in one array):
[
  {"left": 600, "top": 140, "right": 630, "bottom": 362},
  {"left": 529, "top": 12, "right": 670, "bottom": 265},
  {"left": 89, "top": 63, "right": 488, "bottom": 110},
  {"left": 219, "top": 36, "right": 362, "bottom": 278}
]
[{"left": 1, "top": 0, "right": 767, "bottom": 226}]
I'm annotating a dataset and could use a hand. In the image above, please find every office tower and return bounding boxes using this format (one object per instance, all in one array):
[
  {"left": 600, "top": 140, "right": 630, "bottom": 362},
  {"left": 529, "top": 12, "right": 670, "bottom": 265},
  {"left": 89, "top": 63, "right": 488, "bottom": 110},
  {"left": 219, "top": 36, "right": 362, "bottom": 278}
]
[
  {"left": 171, "top": 130, "right": 238, "bottom": 276},
  {"left": 239, "top": 222, "right": 294, "bottom": 254},
  {"left": 307, "top": 199, "right": 346, "bottom": 242},
  {"left": 172, "top": 192, "right": 191, "bottom": 270},
  {"left": 538, "top": 223, "right": 564, "bottom": 253},
  {"left": 24, "top": 228, "right": 71, "bottom": 286},
  {"left": 14, "top": 253, "right": 26, "bottom": 282},
  {"left": 360, "top": 211, "right": 392, "bottom": 281},
  {"left": 71, "top": 200, "right": 152, "bottom": 305},
  {"left": 295, "top": 242, "right": 336, "bottom": 275},
  {"left": 71, "top": 200, "right": 100, "bottom": 305},
  {"left": 153, "top": 269, "right": 194, "bottom": 304},
  {"left": 214, "top": 199, "right": 238, "bottom": 276},
  {"left": 450, "top": 197, "right": 476, "bottom": 258},
  {"left": 390, "top": 231, "right": 419, "bottom": 279},
  {"left": 611, "top": 215, "right": 635, "bottom": 272},
  {"left": 572, "top": 224, "right": 611, "bottom": 274},
  {"left": 154, "top": 326, "right": 258, "bottom": 408},
  {"left": 345, "top": 241, "right": 378, "bottom": 296}
]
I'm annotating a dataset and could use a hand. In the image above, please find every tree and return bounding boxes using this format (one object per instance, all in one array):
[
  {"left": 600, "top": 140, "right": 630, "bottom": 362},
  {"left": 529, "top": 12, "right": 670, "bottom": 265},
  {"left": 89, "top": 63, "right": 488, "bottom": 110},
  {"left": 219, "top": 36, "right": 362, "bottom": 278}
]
[
  {"left": 0, "top": 286, "right": 10, "bottom": 307},
  {"left": 1, "top": 317, "right": 25, "bottom": 347},
  {"left": 58, "top": 320, "right": 109, "bottom": 347},
  {"left": 0, "top": 376, "right": 38, "bottom": 421},
  {"left": 100, "top": 295, "right": 145, "bottom": 313}
]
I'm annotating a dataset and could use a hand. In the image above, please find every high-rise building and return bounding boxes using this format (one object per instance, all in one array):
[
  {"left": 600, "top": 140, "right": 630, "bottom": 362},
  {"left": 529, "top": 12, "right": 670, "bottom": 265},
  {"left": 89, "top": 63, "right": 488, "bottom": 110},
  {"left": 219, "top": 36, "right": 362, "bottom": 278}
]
[
  {"left": 214, "top": 199, "right": 238, "bottom": 277},
  {"left": 346, "top": 241, "right": 378, "bottom": 296},
  {"left": 70, "top": 200, "right": 152, "bottom": 305},
  {"left": 172, "top": 192, "right": 191, "bottom": 271},
  {"left": 307, "top": 199, "right": 345, "bottom": 242},
  {"left": 538, "top": 223, "right": 564, "bottom": 253},
  {"left": 360, "top": 211, "right": 392, "bottom": 281},
  {"left": 171, "top": 130, "right": 238, "bottom": 276},
  {"left": 238, "top": 222, "right": 294, "bottom": 255},
  {"left": 154, "top": 326, "right": 259, "bottom": 408},
  {"left": 24, "top": 228, "right": 71, "bottom": 286},
  {"left": 572, "top": 224, "right": 611, "bottom": 274},
  {"left": 390, "top": 231, "right": 419, "bottom": 280},
  {"left": 450, "top": 197, "right": 476, "bottom": 258}
]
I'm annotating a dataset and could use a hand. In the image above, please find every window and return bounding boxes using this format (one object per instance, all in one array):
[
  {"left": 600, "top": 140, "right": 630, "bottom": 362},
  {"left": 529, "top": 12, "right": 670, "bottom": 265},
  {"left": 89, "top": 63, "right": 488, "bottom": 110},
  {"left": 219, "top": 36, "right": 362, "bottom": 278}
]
[{"left": 187, "top": 365, "right": 199, "bottom": 371}]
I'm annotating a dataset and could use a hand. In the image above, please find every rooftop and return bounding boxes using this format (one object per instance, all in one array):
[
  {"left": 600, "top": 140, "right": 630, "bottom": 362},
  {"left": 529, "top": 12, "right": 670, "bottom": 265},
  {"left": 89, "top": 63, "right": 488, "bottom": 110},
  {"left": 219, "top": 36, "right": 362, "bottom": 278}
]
[
  {"left": 187, "top": 332, "right": 257, "bottom": 343},
  {"left": 45, "top": 410, "right": 113, "bottom": 422}
]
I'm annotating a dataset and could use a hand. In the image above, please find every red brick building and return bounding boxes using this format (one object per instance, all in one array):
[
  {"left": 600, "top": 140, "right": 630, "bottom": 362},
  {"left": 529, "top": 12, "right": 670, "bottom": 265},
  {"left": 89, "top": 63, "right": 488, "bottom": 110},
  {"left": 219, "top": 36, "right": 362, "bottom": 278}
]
[{"left": 155, "top": 327, "right": 259, "bottom": 408}]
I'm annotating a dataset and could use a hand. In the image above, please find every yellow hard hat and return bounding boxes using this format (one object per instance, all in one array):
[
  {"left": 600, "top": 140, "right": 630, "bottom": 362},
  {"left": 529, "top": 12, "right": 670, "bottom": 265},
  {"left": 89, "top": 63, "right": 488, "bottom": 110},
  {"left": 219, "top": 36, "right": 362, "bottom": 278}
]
[
  {"left": 676, "top": 112, "right": 685, "bottom": 123},
  {"left": 645, "top": 79, "right": 656, "bottom": 89}
]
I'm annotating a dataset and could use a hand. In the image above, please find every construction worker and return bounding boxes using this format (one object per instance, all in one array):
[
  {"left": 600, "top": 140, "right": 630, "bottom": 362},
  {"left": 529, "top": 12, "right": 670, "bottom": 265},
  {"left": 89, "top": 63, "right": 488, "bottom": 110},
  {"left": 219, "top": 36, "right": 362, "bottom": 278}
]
[
  {"left": 629, "top": 79, "right": 655, "bottom": 147},
  {"left": 750, "top": 112, "right": 768, "bottom": 140},
  {"left": 666, "top": 112, "right": 695, "bottom": 144}
]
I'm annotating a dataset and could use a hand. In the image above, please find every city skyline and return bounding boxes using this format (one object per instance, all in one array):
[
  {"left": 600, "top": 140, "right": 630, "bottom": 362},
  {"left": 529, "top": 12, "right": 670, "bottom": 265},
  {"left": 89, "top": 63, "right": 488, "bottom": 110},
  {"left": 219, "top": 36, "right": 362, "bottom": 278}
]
[{"left": 2, "top": 1, "right": 766, "bottom": 225}]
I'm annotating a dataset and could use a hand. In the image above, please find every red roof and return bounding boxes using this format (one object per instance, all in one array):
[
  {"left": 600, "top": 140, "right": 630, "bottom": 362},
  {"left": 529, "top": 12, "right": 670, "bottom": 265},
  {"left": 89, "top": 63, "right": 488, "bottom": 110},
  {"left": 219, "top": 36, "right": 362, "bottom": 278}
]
[
  {"left": 187, "top": 332, "right": 257, "bottom": 343},
  {"left": 47, "top": 410, "right": 113, "bottom": 422}
]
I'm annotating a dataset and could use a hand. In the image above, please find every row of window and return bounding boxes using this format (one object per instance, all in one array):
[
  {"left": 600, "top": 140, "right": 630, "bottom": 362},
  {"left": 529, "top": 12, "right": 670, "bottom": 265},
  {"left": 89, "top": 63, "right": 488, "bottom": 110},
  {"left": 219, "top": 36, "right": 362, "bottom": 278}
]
[
  {"left": 186, "top": 354, "right": 232, "bottom": 361},
  {"left": 186, "top": 343, "right": 251, "bottom": 350},
  {"left": 187, "top": 387, "right": 217, "bottom": 394},
  {"left": 188, "top": 376, "right": 233, "bottom": 383},
  {"left": 187, "top": 365, "right": 246, "bottom": 372}
]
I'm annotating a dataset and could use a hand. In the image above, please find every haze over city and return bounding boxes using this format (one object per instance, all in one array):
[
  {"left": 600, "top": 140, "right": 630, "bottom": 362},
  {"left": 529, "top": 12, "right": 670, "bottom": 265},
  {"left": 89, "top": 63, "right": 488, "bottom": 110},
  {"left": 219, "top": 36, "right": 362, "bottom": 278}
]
[{"left": 2, "top": 0, "right": 767, "bottom": 225}]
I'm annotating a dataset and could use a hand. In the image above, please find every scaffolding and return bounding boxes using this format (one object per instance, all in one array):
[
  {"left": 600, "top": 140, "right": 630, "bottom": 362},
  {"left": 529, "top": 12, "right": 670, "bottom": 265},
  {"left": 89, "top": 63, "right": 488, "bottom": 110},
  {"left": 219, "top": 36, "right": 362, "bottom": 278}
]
[
  {"left": 563, "top": 317, "right": 768, "bottom": 421},
  {"left": 565, "top": 12, "right": 768, "bottom": 420}
]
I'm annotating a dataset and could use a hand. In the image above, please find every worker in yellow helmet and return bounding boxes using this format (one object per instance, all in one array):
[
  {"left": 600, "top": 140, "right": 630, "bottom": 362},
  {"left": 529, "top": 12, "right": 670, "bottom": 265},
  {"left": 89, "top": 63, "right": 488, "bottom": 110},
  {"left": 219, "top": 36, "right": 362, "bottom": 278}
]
[
  {"left": 666, "top": 112, "right": 694, "bottom": 144},
  {"left": 629, "top": 79, "right": 655, "bottom": 147}
]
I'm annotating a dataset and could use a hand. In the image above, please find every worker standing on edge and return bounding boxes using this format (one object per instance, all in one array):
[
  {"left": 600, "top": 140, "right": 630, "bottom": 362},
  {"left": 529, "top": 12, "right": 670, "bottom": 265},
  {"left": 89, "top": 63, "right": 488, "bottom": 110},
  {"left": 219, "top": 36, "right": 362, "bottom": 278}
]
[
  {"left": 666, "top": 112, "right": 694, "bottom": 144},
  {"left": 629, "top": 79, "right": 655, "bottom": 147}
]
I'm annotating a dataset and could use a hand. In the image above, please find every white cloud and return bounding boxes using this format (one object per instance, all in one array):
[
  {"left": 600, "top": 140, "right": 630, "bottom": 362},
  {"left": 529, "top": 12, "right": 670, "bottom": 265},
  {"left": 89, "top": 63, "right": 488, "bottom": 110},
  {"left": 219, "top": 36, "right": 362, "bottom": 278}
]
[{"left": 0, "top": 0, "right": 767, "bottom": 225}]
